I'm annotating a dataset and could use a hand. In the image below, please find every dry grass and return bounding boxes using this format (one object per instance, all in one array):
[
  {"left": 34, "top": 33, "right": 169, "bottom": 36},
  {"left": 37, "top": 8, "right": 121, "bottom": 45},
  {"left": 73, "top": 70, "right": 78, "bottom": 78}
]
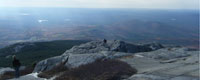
[
  {"left": 1, "top": 59, "right": 137, "bottom": 80},
  {"left": 38, "top": 63, "right": 68, "bottom": 79},
  {"left": 0, "top": 71, "right": 14, "bottom": 80},
  {"left": 0, "top": 65, "right": 35, "bottom": 80},
  {"left": 55, "top": 59, "right": 137, "bottom": 80}
]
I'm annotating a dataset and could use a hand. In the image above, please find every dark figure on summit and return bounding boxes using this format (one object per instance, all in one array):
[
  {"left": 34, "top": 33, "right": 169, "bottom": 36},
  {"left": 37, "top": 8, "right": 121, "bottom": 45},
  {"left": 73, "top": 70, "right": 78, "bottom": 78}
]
[
  {"left": 12, "top": 55, "right": 21, "bottom": 78},
  {"left": 103, "top": 39, "right": 107, "bottom": 43}
]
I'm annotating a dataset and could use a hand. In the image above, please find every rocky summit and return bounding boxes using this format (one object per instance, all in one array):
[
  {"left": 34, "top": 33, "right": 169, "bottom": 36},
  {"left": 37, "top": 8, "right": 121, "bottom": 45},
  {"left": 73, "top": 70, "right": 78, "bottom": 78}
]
[
  {"left": 33, "top": 40, "right": 163, "bottom": 72},
  {"left": 5, "top": 40, "right": 199, "bottom": 80}
]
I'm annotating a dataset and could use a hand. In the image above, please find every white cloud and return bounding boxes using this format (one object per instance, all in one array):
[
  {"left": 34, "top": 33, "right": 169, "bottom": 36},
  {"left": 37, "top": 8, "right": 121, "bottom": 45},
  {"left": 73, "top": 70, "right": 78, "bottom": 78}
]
[
  {"left": 0, "top": 0, "right": 198, "bottom": 9},
  {"left": 38, "top": 20, "right": 48, "bottom": 23},
  {"left": 20, "top": 13, "right": 30, "bottom": 16}
]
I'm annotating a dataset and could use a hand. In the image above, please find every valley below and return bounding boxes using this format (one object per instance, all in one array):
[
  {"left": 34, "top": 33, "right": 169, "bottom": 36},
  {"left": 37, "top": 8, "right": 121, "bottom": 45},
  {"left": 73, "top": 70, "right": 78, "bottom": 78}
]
[{"left": 0, "top": 8, "right": 199, "bottom": 49}]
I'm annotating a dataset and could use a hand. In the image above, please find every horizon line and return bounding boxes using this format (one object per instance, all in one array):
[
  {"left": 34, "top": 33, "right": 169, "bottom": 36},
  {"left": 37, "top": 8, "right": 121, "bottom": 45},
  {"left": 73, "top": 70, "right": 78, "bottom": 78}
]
[{"left": 0, "top": 7, "right": 199, "bottom": 10}]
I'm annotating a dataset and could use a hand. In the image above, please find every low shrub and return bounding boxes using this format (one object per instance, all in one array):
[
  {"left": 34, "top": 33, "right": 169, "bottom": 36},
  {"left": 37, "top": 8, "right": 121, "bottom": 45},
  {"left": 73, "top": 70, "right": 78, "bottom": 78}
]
[
  {"left": 38, "top": 63, "right": 68, "bottom": 79},
  {"left": 56, "top": 59, "right": 137, "bottom": 80},
  {"left": 0, "top": 71, "right": 14, "bottom": 80},
  {"left": 0, "top": 65, "right": 35, "bottom": 80}
]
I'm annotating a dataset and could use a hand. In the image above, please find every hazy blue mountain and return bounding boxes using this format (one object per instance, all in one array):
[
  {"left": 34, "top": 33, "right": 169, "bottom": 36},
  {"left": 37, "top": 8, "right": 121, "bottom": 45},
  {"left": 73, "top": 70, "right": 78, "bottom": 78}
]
[{"left": 0, "top": 8, "right": 199, "bottom": 48}]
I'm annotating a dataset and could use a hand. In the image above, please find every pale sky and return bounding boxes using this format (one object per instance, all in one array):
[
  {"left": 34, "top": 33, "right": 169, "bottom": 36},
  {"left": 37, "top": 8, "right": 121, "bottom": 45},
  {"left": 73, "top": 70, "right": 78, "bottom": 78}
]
[{"left": 0, "top": 0, "right": 199, "bottom": 9}]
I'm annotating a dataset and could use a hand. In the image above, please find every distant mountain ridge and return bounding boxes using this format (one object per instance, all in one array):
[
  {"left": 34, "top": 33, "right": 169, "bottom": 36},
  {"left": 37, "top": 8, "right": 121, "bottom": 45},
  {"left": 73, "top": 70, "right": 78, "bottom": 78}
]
[{"left": 0, "top": 8, "right": 198, "bottom": 48}]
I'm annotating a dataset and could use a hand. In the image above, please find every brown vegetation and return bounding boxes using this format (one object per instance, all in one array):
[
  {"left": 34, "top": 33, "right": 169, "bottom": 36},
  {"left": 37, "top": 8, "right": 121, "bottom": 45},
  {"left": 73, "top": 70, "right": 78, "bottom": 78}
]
[
  {"left": 54, "top": 59, "right": 137, "bottom": 80},
  {"left": 1, "top": 59, "right": 137, "bottom": 80},
  {"left": 0, "top": 65, "right": 35, "bottom": 80},
  {"left": 38, "top": 63, "right": 68, "bottom": 79}
]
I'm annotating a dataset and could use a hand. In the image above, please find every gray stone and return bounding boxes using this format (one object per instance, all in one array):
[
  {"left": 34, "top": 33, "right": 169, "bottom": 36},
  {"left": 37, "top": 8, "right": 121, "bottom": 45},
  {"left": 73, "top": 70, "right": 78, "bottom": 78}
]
[
  {"left": 34, "top": 40, "right": 163, "bottom": 72},
  {"left": 120, "top": 48, "right": 199, "bottom": 80},
  {"left": 65, "top": 53, "right": 105, "bottom": 68},
  {"left": 170, "top": 76, "right": 199, "bottom": 80},
  {"left": 137, "top": 48, "right": 198, "bottom": 60},
  {"left": 124, "top": 74, "right": 168, "bottom": 80},
  {"left": 0, "top": 67, "right": 14, "bottom": 75},
  {"left": 124, "top": 74, "right": 199, "bottom": 80},
  {"left": 8, "top": 73, "right": 45, "bottom": 80},
  {"left": 33, "top": 56, "right": 66, "bottom": 72},
  {"left": 63, "top": 40, "right": 163, "bottom": 55}
]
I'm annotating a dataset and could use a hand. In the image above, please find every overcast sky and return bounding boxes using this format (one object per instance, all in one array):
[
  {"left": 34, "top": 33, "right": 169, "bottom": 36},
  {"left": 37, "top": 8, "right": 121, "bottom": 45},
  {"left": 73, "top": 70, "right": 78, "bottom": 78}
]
[{"left": 0, "top": 0, "right": 199, "bottom": 9}]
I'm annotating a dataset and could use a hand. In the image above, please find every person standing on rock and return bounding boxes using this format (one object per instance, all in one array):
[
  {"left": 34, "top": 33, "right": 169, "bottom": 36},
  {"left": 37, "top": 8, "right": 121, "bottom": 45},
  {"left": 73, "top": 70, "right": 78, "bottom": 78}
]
[
  {"left": 12, "top": 55, "right": 21, "bottom": 78},
  {"left": 103, "top": 39, "right": 107, "bottom": 43}
]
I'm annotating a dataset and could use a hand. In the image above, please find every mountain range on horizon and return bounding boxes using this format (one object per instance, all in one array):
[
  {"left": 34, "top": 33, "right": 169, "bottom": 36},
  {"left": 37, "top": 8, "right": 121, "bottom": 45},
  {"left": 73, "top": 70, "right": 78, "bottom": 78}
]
[{"left": 0, "top": 8, "right": 199, "bottom": 48}]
